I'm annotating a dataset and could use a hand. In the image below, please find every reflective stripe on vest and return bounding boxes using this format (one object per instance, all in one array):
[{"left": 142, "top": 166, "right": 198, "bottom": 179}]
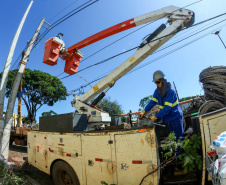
[
  {"left": 164, "top": 100, "right": 178, "bottom": 107},
  {"left": 151, "top": 97, "right": 158, "bottom": 103}
]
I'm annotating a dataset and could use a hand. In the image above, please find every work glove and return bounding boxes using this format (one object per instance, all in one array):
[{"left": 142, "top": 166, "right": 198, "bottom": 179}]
[
  {"left": 139, "top": 110, "right": 146, "bottom": 118},
  {"left": 148, "top": 115, "right": 157, "bottom": 122}
]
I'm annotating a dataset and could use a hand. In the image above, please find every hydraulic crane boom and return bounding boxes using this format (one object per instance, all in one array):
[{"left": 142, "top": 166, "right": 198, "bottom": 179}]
[
  {"left": 43, "top": 5, "right": 194, "bottom": 124},
  {"left": 67, "top": 6, "right": 193, "bottom": 52}
]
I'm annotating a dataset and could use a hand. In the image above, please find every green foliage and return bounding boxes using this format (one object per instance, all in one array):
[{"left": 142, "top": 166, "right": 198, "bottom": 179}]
[
  {"left": 91, "top": 97, "right": 125, "bottom": 122},
  {"left": 101, "top": 181, "right": 108, "bottom": 185},
  {"left": 22, "top": 116, "right": 31, "bottom": 124},
  {"left": 41, "top": 110, "right": 57, "bottom": 117},
  {"left": 121, "top": 116, "right": 126, "bottom": 122},
  {"left": 162, "top": 132, "right": 202, "bottom": 173},
  {"left": 94, "top": 97, "right": 124, "bottom": 116},
  {"left": 100, "top": 181, "right": 116, "bottom": 185},
  {"left": 0, "top": 68, "right": 67, "bottom": 123},
  {"left": 179, "top": 96, "right": 197, "bottom": 102},
  {"left": 0, "top": 161, "right": 6, "bottom": 176},
  {"left": 138, "top": 95, "right": 152, "bottom": 110},
  {"left": 162, "top": 133, "right": 177, "bottom": 159},
  {"left": 0, "top": 161, "right": 28, "bottom": 185},
  {"left": 22, "top": 115, "right": 37, "bottom": 124}
]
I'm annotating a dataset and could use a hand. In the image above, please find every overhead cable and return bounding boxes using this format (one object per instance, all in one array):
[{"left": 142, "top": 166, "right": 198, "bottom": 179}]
[
  {"left": 81, "top": 22, "right": 154, "bottom": 63},
  {"left": 60, "top": 14, "right": 226, "bottom": 81},
  {"left": 79, "top": 1, "right": 203, "bottom": 64},
  {"left": 69, "top": 18, "right": 226, "bottom": 93},
  {"left": 9, "top": 0, "right": 99, "bottom": 73},
  {"left": 48, "top": 0, "right": 80, "bottom": 22},
  {"left": 129, "top": 19, "right": 226, "bottom": 74},
  {"left": 32, "top": 0, "right": 99, "bottom": 50}
]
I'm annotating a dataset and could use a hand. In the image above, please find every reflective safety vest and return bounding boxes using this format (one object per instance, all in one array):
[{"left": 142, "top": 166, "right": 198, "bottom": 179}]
[{"left": 144, "top": 88, "right": 183, "bottom": 123}]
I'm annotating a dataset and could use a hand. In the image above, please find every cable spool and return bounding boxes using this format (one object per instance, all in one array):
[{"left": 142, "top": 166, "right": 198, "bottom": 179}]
[{"left": 199, "top": 66, "right": 226, "bottom": 104}]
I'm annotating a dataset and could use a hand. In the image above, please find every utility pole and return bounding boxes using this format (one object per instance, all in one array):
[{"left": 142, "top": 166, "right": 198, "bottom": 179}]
[
  {"left": 0, "top": 1, "right": 33, "bottom": 123},
  {"left": 0, "top": 18, "right": 45, "bottom": 162}
]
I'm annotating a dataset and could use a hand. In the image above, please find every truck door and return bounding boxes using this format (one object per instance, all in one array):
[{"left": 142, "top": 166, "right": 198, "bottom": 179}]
[
  {"left": 28, "top": 132, "right": 48, "bottom": 173},
  {"left": 83, "top": 135, "right": 115, "bottom": 185},
  {"left": 115, "top": 129, "right": 159, "bottom": 185},
  {"left": 200, "top": 108, "right": 226, "bottom": 152},
  {"left": 27, "top": 131, "right": 36, "bottom": 165},
  {"left": 35, "top": 133, "right": 48, "bottom": 172}
]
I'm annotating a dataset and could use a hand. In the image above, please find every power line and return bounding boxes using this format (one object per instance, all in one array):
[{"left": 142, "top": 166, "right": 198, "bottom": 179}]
[
  {"left": 60, "top": 46, "right": 138, "bottom": 80},
  {"left": 80, "top": 22, "right": 154, "bottom": 63},
  {"left": 68, "top": 17, "right": 226, "bottom": 93},
  {"left": 56, "top": 22, "right": 155, "bottom": 79},
  {"left": 48, "top": 0, "right": 80, "bottom": 22},
  {"left": 32, "top": 0, "right": 99, "bottom": 50},
  {"left": 10, "top": 1, "right": 201, "bottom": 79},
  {"left": 51, "top": 0, "right": 99, "bottom": 30},
  {"left": 75, "top": 1, "right": 204, "bottom": 64},
  {"left": 60, "top": 13, "right": 226, "bottom": 81},
  {"left": 8, "top": 0, "right": 99, "bottom": 77},
  {"left": 55, "top": 2, "right": 203, "bottom": 78}
]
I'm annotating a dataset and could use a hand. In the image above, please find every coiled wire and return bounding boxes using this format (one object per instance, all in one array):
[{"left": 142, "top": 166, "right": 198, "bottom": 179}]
[{"left": 199, "top": 66, "right": 226, "bottom": 104}]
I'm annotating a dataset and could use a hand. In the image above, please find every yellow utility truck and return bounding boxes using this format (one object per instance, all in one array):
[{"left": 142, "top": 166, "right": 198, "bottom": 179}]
[
  {"left": 27, "top": 107, "right": 226, "bottom": 185},
  {"left": 25, "top": 5, "right": 211, "bottom": 185}
]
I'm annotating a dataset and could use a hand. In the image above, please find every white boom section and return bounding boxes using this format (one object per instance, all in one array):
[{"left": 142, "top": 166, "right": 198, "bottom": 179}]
[
  {"left": 133, "top": 5, "right": 193, "bottom": 26},
  {"left": 0, "top": 0, "right": 33, "bottom": 122},
  {"left": 79, "top": 7, "right": 193, "bottom": 103},
  {"left": 73, "top": 6, "right": 194, "bottom": 123}
]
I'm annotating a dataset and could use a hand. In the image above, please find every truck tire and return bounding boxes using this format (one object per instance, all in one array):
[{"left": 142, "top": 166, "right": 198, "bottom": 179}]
[{"left": 52, "top": 161, "right": 80, "bottom": 185}]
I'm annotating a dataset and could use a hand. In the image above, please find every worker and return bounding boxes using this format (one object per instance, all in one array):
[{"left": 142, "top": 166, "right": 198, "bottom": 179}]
[
  {"left": 56, "top": 33, "right": 64, "bottom": 40},
  {"left": 55, "top": 33, "right": 65, "bottom": 51},
  {"left": 139, "top": 70, "right": 184, "bottom": 141}
]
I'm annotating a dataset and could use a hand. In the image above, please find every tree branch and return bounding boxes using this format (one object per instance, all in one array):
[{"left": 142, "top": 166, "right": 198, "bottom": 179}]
[
  {"left": 36, "top": 103, "right": 43, "bottom": 112},
  {"left": 22, "top": 97, "right": 31, "bottom": 115}
]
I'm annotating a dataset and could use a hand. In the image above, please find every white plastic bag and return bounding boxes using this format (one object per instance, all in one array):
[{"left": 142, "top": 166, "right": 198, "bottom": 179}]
[
  {"left": 220, "top": 163, "right": 226, "bottom": 178},
  {"left": 214, "top": 159, "right": 226, "bottom": 177},
  {"left": 212, "top": 131, "right": 226, "bottom": 158},
  {"left": 220, "top": 163, "right": 226, "bottom": 184}
]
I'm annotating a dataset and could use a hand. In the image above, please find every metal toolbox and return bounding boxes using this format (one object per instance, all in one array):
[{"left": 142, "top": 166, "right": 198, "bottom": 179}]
[{"left": 39, "top": 112, "right": 87, "bottom": 132}]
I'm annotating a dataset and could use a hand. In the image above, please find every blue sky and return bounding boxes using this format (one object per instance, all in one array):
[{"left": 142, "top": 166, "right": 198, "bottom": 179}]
[{"left": 0, "top": 0, "right": 226, "bottom": 120}]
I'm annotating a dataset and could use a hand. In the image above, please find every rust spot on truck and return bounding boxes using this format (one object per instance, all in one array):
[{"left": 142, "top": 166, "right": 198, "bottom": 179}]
[
  {"left": 145, "top": 133, "right": 152, "bottom": 147},
  {"left": 58, "top": 147, "right": 64, "bottom": 156},
  {"left": 43, "top": 149, "right": 48, "bottom": 167},
  {"left": 141, "top": 139, "right": 144, "bottom": 146},
  {"left": 43, "top": 150, "right": 47, "bottom": 161},
  {"left": 107, "top": 161, "right": 116, "bottom": 175},
  {"left": 145, "top": 131, "right": 156, "bottom": 147}
]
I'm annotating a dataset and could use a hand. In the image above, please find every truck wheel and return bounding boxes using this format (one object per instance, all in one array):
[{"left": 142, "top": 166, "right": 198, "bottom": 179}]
[{"left": 52, "top": 161, "right": 80, "bottom": 185}]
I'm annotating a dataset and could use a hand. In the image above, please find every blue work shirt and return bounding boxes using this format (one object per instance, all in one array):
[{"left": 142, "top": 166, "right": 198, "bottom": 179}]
[{"left": 144, "top": 88, "right": 183, "bottom": 123}]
